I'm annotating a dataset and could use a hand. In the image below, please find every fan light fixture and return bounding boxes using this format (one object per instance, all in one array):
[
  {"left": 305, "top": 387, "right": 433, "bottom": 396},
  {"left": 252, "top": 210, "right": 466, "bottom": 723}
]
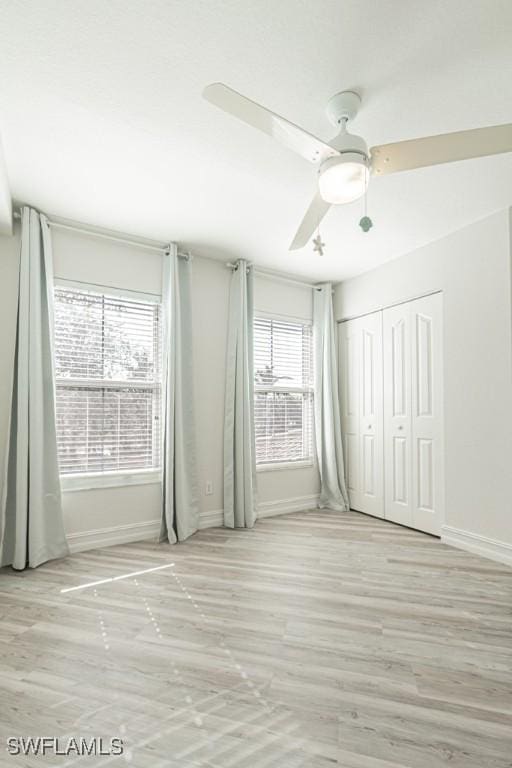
[
  {"left": 318, "top": 153, "right": 369, "bottom": 204},
  {"left": 203, "top": 83, "right": 512, "bottom": 250}
]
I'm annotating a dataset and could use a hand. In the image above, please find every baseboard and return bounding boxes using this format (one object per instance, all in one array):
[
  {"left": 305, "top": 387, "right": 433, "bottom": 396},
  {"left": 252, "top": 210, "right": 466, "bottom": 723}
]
[
  {"left": 199, "top": 509, "right": 224, "bottom": 529},
  {"left": 257, "top": 494, "right": 319, "bottom": 519},
  {"left": 198, "top": 496, "right": 319, "bottom": 528},
  {"left": 68, "top": 510, "right": 224, "bottom": 552},
  {"left": 67, "top": 519, "right": 161, "bottom": 554},
  {"left": 66, "top": 497, "right": 320, "bottom": 554},
  {"left": 441, "top": 525, "right": 512, "bottom": 568}
]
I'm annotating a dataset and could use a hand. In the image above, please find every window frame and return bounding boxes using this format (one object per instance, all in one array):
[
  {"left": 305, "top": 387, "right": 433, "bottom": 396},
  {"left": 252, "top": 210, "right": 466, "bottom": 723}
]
[
  {"left": 253, "top": 311, "right": 315, "bottom": 472},
  {"left": 53, "top": 278, "right": 163, "bottom": 491}
]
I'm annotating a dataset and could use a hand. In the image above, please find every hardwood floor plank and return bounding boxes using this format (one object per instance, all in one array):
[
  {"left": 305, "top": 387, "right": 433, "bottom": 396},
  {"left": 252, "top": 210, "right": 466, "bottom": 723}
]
[{"left": 0, "top": 509, "right": 511, "bottom": 767}]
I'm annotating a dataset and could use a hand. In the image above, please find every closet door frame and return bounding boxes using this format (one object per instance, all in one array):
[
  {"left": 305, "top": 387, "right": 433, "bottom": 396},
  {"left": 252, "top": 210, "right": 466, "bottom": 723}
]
[{"left": 337, "top": 290, "right": 445, "bottom": 535}]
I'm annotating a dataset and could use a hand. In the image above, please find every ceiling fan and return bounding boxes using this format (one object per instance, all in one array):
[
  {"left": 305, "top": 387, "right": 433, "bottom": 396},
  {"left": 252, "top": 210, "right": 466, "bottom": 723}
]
[{"left": 203, "top": 83, "right": 512, "bottom": 250}]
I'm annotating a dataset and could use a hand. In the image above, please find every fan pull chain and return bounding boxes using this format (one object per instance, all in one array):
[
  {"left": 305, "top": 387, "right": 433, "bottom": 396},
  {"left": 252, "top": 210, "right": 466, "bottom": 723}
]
[{"left": 359, "top": 178, "right": 373, "bottom": 233}]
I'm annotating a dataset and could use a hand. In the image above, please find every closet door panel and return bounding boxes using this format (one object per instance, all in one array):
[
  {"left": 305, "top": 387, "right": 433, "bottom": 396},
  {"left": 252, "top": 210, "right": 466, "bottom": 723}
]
[
  {"left": 392, "top": 435, "right": 408, "bottom": 504},
  {"left": 411, "top": 293, "right": 443, "bottom": 535},
  {"left": 383, "top": 303, "right": 413, "bottom": 527},
  {"left": 358, "top": 312, "right": 384, "bottom": 518},
  {"left": 345, "top": 433, "right": 359, "bottom": 497},
  {"left": 339, "top": 319, "right": 362, "bottom": 512},
  {"left": 339, "top": 313, "right": 383, "bottom": 518}
]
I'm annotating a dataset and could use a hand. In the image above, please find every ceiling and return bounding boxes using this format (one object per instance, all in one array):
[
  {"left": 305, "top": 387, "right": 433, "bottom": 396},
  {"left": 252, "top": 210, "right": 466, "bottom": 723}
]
[{"left": 0, "top": 0, "right": 511, "bottom": 281}]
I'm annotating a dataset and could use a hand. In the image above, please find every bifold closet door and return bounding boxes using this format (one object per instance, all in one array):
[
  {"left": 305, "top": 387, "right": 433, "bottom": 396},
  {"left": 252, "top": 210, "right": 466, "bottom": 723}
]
[
  {"left": 339, "top": 312, "right": 384, "bottom": 518},
  {"left": 383, "top": 293, "right": 443, "bottom": 535}
]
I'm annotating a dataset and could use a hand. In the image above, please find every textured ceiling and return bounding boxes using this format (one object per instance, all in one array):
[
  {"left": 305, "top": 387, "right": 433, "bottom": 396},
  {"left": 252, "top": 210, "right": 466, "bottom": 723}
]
[{"left": 0, "top": 0, "right": 511, "bottom": 280}]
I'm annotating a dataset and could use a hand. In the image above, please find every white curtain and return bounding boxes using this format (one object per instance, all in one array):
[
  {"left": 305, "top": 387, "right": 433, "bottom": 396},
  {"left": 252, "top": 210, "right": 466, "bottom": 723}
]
[
  {"left": 0, "top": 207, "right": 69, "bottom": 569},
  {"left": 160, "top": 245, "right": 199, "bottom": 543},
  {"left": 313, "top": 283, "right": 350, "bottom": 512},
  {"left": 224, "top": 260, "right": 256, "bottom": 528}
]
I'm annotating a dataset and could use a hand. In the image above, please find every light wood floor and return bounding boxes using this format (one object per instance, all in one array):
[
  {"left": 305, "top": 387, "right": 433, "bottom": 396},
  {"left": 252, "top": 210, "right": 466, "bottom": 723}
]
[{"left": 0, "top": 509, "right": 511, "bottom": 767}]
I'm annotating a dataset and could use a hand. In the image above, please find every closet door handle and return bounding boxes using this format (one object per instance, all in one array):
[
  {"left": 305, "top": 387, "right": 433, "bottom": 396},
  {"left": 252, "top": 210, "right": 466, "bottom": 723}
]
[{"left": 398, "top": 425, "right": 403, "bottom": 430}]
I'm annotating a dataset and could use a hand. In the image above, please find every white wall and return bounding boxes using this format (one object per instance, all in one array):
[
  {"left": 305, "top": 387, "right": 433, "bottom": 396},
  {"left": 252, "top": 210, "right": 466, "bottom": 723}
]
[
  {"left": 192, "top": 262, "right": 320, "bottom": 524},
  {"left": 254, "top": 273, "right": 320, "bottom": 512},
  {"left": 0, "top": 226, "right": 319, "bottom": 553},
  {"left": 49, "top": 228, "right": 164, "bottom": 546},
  {"left": 190, "top": 255, "right": 228, "bottom": 524},
  {"left": 0, "top": 226, "right": 165, "bottom": 548},
  {"left": 334, "top": 209, "right": 512, "bottom": 561}
]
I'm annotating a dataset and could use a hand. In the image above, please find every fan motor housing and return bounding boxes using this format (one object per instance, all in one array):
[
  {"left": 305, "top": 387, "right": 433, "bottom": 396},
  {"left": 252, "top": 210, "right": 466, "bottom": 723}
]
[
  {"left": 326, "top": 90, "right": 361, "bottom": 126},
  {"left": 330, "top": 130, "right": 368, "bottom": 157}
]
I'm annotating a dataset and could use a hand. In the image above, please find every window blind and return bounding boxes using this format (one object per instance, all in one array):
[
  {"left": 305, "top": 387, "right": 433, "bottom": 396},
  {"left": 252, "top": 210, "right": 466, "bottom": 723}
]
[
  {"left": 54, "top": 287, "right": 162, "bottom": 475},
  {"left": 254, "top": 316, "right": 314, "bottom": 466}
]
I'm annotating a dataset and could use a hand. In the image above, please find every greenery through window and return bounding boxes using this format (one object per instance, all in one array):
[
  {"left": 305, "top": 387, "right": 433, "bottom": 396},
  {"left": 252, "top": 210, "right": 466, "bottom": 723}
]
[
  {"left": 53, "top": 286, "right": 161, "bottom": 475},
  {"left": 254, "top": 316, "right": 314, "bottom": 466}
]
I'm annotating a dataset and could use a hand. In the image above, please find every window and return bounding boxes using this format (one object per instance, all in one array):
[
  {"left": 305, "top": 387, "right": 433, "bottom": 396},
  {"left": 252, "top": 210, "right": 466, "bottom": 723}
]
[
  {"left": 254, "top": 316, "right": 314, "bottom": 467},
  {"left": 53, "top": 286, "right": 162, "bottom": 478}
]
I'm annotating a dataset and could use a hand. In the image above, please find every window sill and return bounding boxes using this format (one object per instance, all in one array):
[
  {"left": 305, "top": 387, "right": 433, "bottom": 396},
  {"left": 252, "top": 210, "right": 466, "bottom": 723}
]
[
  {"left": 256, "top": 460, "right": 315, "bottom": 473},
  {"left": 61, "top": 469, "right": 162, "bottom": 492}
]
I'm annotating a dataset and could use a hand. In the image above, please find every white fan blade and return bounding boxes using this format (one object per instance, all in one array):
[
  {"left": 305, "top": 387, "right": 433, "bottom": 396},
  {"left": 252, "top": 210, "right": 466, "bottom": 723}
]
[
  {"left": 289, "top": 192, "right": 331, "bottom": 250},
  {"left": 371, "top": 123, "right": 512, "bottom": 176},
  {"left": 203, "top": 83, "right": 338, "bottom": 164}
]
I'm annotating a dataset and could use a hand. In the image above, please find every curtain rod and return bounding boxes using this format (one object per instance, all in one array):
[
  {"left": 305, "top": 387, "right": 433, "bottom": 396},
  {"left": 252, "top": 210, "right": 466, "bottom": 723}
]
[
  {"left": 12, "top": 207, "right": 190, "bottom": 259},
  {"left": 226, "top": 261, "right": 320, "bottom": 291}
]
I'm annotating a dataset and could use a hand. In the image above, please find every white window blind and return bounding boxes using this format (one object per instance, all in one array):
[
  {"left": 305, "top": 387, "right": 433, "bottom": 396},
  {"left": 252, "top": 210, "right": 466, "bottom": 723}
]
[
  {"left": 53, "top": 286, "right": 162, "bottom": 476},
  {"left": 254, "top": 316, "right": 314, "bottom": 466}
]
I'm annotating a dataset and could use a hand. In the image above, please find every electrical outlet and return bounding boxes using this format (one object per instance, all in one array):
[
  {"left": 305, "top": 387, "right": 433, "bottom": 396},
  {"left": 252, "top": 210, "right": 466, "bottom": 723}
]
[{"left": 205, "top": 481, "right": 213, "bottom": 496}]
